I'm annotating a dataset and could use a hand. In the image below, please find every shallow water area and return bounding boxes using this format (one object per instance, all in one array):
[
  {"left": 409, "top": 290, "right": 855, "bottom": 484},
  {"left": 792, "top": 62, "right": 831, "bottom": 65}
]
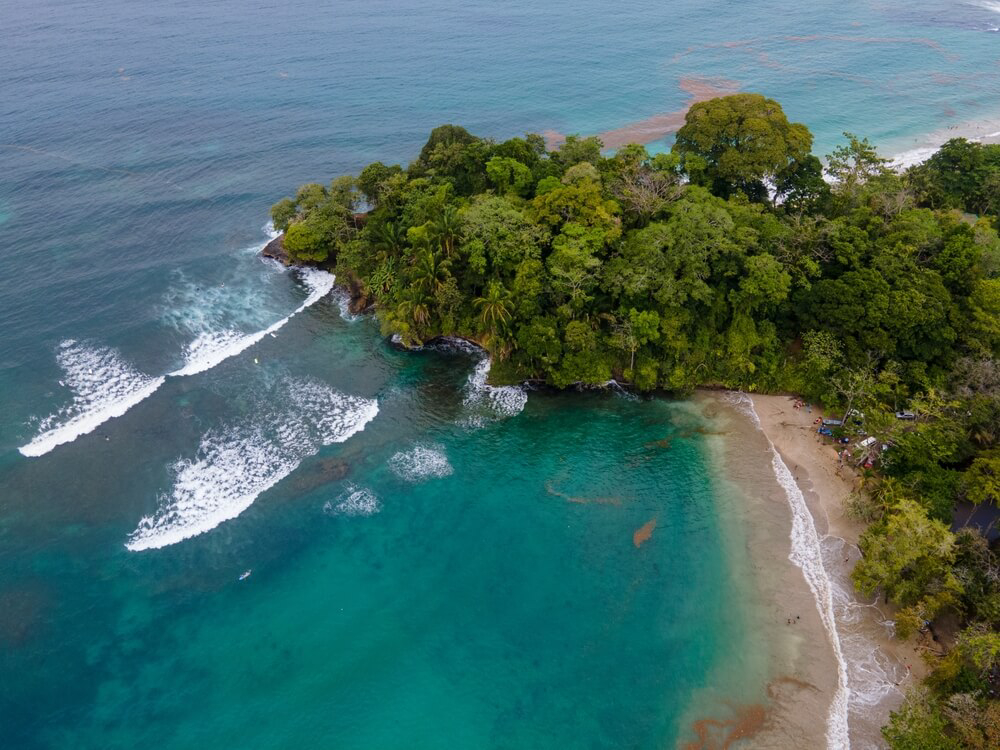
[{"left": 1, "top": 327, "right": 794, "bottom": 748}]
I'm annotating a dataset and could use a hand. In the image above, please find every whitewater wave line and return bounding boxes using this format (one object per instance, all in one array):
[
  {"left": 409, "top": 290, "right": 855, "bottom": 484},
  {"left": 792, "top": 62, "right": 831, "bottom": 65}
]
[
  {"left": 126, "top": 379, "right": 378, "bottom": 551},
  {"left": 18, "top": 268, "right": 335, "bottom": 458},
  {"left": 730, "top": 393, "right": 851, "bottom": 750}
]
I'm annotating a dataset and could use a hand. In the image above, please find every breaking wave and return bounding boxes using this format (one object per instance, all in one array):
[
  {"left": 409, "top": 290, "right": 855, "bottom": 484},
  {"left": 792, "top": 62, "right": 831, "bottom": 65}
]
[
  {"left": 330, "top": 287, "right": 361, "bottom": 322},
  {"left": 18, "top": 341, "right": 166, "bottom": 458},
  {"left": 462, "top": 357, "right": 527, "bottom": 422},
  {"left": 324, "top": 484, "right": 380, "bottom": 516},
  {"left": 388, "top": 443, "right": 453, "bottom": 482},
  {"left": 19, "top": 268, "right": 335, "bottom": 458},
  {"left": 125, "top": 379, "right": 378, "bottom": 551},
  {"left": 169, "top": 268, "right": 334, "bottom": 376},
  {"left": 971, "top": 0, "right": 1000, "bottom": 14}
]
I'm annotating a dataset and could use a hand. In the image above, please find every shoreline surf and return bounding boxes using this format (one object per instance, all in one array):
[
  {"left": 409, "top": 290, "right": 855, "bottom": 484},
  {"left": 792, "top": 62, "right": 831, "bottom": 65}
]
[
  {"left": 735, "top": 392, "right": 851, "bottom": 749},
  {"left": 744, "top": 393, "right": 923, "bottom": 748}
]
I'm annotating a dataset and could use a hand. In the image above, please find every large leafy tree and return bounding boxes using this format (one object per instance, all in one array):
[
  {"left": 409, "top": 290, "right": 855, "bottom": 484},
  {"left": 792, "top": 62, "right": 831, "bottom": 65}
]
[
  {"left": 853, "top": 498, "right": 963, "bottom": 637},
  {"left": 672, "top": 93, "right": 813, "bottom": 201}
]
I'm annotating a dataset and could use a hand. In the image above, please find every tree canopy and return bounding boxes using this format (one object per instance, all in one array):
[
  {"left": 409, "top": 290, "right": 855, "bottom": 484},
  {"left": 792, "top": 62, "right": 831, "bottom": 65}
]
[
  {"left": 672, "top": 93, "right": 813, "bottom": 200},
  {"left": 269, "top": 94, "right": 1000, "bottom": 749}
]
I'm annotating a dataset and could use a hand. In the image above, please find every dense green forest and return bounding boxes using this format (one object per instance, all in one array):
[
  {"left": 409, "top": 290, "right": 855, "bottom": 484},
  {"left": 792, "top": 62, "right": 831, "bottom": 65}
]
[{"left": 272, "top": 94, "right": 1000, "bottom": 747}]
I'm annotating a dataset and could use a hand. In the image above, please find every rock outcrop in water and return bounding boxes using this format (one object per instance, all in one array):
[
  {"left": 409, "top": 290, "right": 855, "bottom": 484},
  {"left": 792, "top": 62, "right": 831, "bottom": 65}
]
[
  {"left": 291, "top": 456, "right": 350, "bottom": 493},
  {"left": 260, "top": 234, "right": 290, "bottom": 265}
]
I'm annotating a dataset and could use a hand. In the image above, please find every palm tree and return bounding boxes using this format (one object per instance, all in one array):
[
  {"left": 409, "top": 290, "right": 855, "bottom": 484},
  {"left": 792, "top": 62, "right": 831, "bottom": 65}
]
[
  {"left": 372, "top": 221, "right": 404, "bottom": 261},
  {"left": 396, "top": 288, "right": 433, "bottom": 331},
  {"left": 474, "top": 281, "right": 513, "bottom": 355},
  {"left": 411, "top": 247, "right": 450, "bottom": 297},
  {"left": 430, "top": 205, "right": 462, "bottom": 258}
]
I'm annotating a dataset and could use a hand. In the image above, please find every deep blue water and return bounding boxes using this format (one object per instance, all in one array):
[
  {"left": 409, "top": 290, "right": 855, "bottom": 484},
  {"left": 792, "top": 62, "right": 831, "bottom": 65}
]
[{"left": 2, "top": 1, "right": 999, "bottom": 747}]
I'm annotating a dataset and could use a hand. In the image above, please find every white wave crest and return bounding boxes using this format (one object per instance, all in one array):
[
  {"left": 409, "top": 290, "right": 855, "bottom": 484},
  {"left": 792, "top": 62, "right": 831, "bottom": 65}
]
[
  {"left": 19, "top": 269, "right": 336, "bottom": 458},
  {"left": 19, "top": 341, "right": 166, "bottom": 457},
  {"left": 463, "top": 357, "right": 527, "bottom": 421},
  {"left": 729, "top": 393, "right": 850, "bottom": 750},
  {"left": 324, "top": 484, "right": 380, "bottom": 516},
  {"left": 388, "top": 443, "right": 453, "bottom": 482},
  {"left": 170, "top": 268, "right": 334, "bottom": 376},
  {"left": 971, "top": 0, "right": 1000, "bottom": 14},
  {"left": 125, "top": 379, "right": 377, "bottom": 551}
]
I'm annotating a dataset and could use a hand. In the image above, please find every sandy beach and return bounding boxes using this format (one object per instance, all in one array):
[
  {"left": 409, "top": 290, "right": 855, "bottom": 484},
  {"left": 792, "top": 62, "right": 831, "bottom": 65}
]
[{"left": 747, "top": 394, "right": 933, "bottom": 745}]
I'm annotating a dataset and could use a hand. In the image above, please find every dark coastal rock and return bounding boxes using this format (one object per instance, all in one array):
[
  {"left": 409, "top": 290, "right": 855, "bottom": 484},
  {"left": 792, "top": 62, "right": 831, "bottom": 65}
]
[
  {"left": 348, "top": 292, "right": 372, "bottom": 315},
  {"left": 260, "top": 233, "right": 290, "bottom": 265},
  {"left": 291, "top": 456, "right": 349, "bottom": 493},
  {"left": 339, "top": 273, "right": 373, "bottom": 314}
]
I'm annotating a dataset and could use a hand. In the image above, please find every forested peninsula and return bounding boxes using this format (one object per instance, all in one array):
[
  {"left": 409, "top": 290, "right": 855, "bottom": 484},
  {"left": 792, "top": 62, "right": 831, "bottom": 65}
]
[{"left": 271, "top": 94, "right": 1000, "bottom": 747}]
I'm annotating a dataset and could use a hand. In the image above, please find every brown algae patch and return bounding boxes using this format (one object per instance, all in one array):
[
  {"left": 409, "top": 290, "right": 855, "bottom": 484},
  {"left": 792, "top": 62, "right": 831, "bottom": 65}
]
[
  {"left": 544, "top": 76, "right": 741, "bottom": 150},
  {"left": 545, "top": 478, "right": 621, "bottom": 506},
  {"left": 632, "top": 518, "right": 656, "bottom": 548},
  {"left": 683, "top": 704, "right": 769, "bottom": 750}
]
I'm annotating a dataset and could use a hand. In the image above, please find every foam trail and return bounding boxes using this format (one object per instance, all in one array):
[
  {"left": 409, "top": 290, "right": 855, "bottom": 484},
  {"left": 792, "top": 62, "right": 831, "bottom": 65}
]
[
  {"left": 462, "top": 357, "right": 527, "bottom": 421},
  {"left": 729, "top": 393, "right": 850, "bottom": 750},
  {"left": 19, "top": 342, "right": 166, "bottom": 457},
  {"left": 126, "top": 379, "right": 378, "bottom": 551},
  {"left": 971, "top": 0, "right": 1000, "bottom": 14},
  {"left": 170, "top": 269, "right": 334, "bottom": 376},
  {"left": 388, "top": 443, "right": 453, "bottom": 482},
  {"left": 824, "top": 536, "right": 906, "bottom": 727}
]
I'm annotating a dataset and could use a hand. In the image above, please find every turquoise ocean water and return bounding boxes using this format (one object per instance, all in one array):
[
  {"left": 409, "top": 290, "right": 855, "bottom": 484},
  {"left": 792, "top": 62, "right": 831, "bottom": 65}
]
[{"left": 2, "top": 1, "right": 999, "bottom": 747}]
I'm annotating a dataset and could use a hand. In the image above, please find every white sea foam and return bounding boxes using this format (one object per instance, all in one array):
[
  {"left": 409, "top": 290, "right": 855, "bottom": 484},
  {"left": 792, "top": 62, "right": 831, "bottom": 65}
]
[
  {"left": 20, "top": 269, "right": 335, "bottom": 458},
  {"left": 462, "top": 357, "right": 527, "bottom": 421},
  {"left": 324, "top": 484, "right": 380, "bottom": 516},
  {"left": 603, "top": 379, "right": 639, "bottom": 401},
  {"left": 331, "top": 287, "right": 361, "bottom": 322},
  {"left": 18, "top": 341, "right": 167, "bottom": 457},
  {"left": 126, "top": 378, "right": 378, "bottom": 551},
  {"left": 729, "top": 393, "right": 850, "bottom": 750},
  {"left": 971, "top": 0, "right": 1000, "bottom": 14},
  {"left": 238, "top": 221, "right": 280, "bottom": 254},
  {"left": 170, "top": 268, "right": 334, "bottom": 376},
  {"left": 430, "top": 336, "right": 482, "bottom": 355},
  {"left": 887, "top": 118, "right": 1000, "bottom": 170},
  {"left": 823, "top": 536, "right": 907, "bottom": 724},
  {"left": 889, "top": 145, "right": 940, "bottom": 171},
  {"left": 388, "top": 443, "right": 453, "bottom": 482}
]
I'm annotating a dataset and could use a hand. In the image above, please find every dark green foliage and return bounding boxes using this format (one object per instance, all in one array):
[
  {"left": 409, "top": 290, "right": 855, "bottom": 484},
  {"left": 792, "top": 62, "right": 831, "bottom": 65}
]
[
  {"left": 672, "top": 93, "right": 813, "bottom": 200},
  {"left": 267, "top": 101, "right": 1000, "bottom": 742},
  {"left": 907, "top": 139, "right": 1000, "bottom": 217},
  {"left": 267, "top": 101, "right": 1000, "bottom": 398}
]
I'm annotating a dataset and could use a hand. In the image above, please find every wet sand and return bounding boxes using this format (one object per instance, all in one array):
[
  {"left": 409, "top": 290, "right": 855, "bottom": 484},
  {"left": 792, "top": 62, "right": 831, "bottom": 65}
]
[
  {"left": 748, "top": 394, "right": 928, "bottom": 745},
  {"left": 678, "top": 394, "right": 840, "bottom": 749},
  {"left": 675, "top": 392, "right": 932, "bottom": 749}
]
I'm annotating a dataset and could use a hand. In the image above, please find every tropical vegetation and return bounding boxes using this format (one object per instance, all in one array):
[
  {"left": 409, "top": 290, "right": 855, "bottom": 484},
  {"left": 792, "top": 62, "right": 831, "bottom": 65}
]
[{"left": 271, "top": 93, "right": 1000, "bottom": 747}]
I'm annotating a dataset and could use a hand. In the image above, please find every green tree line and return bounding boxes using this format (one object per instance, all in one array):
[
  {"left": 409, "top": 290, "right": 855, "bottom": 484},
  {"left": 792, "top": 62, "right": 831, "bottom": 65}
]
[{"left": 271, "top": 94, "right": 1000, "bottom": 746}]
